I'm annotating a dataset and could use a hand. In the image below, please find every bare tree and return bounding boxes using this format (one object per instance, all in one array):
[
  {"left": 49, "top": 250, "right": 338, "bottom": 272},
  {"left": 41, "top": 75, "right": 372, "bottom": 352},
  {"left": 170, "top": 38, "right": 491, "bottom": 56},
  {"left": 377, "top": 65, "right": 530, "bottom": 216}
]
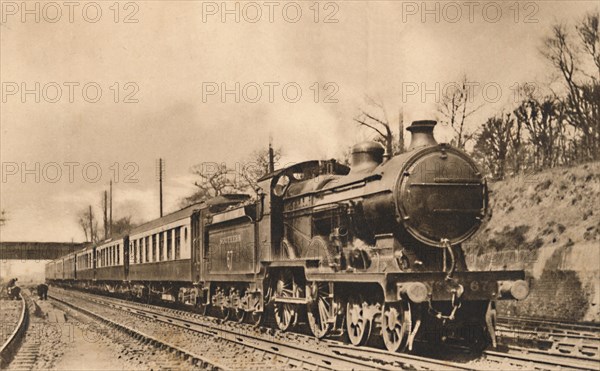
[
  {"left": 438, "top": 75, "right": 484, "bottom": 149},
  {"left": 473, "top": 114, "right": 516, "bottom": 180},
  {"left": 110, "top": 216, "right": 135, "bottom": 236},
  {"left": 182, "top": 147, "right": 282, "bottom": 207},
  {"left": 542, "top": 11, "right": 600, "bottom": 161},
  {"left": 77, "top": 206, "right": 99, "bottom": 243},
  {"left": 236, "top": 146, "right": 282, "bottom": 191},
  {"left": 354, "top": 98, "right": 404, "bottom": 156},
  {"left": 514, "top": 97, "right": 568, "bottom": 170}
]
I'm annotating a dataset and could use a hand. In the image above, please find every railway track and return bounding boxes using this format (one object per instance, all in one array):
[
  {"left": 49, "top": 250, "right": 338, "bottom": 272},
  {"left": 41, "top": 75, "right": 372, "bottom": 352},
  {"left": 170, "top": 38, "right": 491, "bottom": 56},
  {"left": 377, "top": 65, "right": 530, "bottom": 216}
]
[
  {"left": 49, "top": 288, "right": 480, "bottom": 370},
  {"left": 0, "top": 294, "right": 28, "bottom": 369},
  {"left": 496, "top": 314, "right": 600, "bottom": 363},
  {"left": 48, "top": 288, "right": 600, "bottom": 370}
]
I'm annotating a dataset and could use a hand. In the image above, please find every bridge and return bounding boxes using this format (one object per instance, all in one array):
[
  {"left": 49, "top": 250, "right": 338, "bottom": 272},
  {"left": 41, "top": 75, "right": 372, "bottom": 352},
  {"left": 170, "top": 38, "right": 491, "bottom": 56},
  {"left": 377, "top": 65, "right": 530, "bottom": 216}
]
[{"left": 0, "top": 242, "right": 87, "bottom": 260}]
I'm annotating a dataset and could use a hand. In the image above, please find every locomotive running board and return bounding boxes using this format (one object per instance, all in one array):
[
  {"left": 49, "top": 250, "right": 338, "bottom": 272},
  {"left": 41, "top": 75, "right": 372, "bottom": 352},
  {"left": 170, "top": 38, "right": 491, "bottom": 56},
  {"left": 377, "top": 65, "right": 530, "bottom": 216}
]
[{"left": 385, "top": 270, "right": 525, "bottom": 282}]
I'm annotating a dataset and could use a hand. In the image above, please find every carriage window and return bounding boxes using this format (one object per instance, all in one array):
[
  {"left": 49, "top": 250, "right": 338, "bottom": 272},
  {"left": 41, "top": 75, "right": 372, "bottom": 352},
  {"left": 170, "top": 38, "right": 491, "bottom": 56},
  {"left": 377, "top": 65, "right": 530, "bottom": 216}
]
[
  {"left": 117, "top": 245, "right": 120, "bottom": 265},
  {"left": 159, "top": 232, "right": 164, "bottom": 261},
  {"left": 184, "top": 227, "right": 188, "bottom": 242},
  {"left": 145, "top": 236, "right": 150, "bottom": 262},
  {"left": 175, "top": 227, "right": 181, "bottom": 260},
  {"left": 139, "top": 239, "right": 143, "bottom": 263},
  {"left": 133, "top": 241, "right": 138, "bottom": 264},
  {"left": 166, "top": 230, "right": 172, "bottom": 260},
  {"left": 152, "top": 234, "right": 157, "bottom": 261}
]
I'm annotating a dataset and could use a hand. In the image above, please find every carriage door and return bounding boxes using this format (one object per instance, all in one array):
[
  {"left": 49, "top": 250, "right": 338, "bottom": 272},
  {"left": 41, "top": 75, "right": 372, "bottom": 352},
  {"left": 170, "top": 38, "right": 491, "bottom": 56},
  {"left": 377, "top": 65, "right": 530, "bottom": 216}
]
[{"left": 191, "top": 210, "right": 203, "bottom": 283}]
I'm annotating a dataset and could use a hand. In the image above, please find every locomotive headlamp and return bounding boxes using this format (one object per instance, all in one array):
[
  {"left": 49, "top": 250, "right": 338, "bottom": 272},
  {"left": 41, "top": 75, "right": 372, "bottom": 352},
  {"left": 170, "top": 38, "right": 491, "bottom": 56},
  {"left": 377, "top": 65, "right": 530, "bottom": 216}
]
[{"left": 398, "top": 282, "right": 429, "bottom": 303}]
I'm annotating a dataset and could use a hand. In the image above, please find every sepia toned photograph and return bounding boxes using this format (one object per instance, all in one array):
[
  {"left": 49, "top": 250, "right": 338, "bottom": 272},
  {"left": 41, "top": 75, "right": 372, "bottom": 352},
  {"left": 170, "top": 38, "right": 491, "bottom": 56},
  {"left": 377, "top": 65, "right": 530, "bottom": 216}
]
[{"left": 1, "top": 1, "right": 599, "bottom": 370}]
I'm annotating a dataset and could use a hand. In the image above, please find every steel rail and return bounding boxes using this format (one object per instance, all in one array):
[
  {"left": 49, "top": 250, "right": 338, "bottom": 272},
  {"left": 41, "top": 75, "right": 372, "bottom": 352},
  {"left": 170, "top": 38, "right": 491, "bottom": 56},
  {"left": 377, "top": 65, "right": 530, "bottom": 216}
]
[
  {"left": 53, "top": 289, "right": 478, "bottom": 370},
  {"left": 483, "top": 348, "right": 599, "bottom": 370},
  {"left": 0, "top": 294, "right": 29, "bottom": 369},
  {"left": 49, "top": 293, "right": 234, "bottom": 370}
]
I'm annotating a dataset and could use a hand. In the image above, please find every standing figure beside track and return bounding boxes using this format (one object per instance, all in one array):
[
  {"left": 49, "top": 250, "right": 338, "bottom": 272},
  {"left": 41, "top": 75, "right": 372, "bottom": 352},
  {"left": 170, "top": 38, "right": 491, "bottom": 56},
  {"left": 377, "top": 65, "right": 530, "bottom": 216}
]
[
  {"left": 37, "top": 283, "right": 48, "bottom": 300},
  {"left": 5, "top": 277, "right": 19, "bottom": 299},
  {"left": 8, "top": 286, "right": 21, "bottom": 300}
]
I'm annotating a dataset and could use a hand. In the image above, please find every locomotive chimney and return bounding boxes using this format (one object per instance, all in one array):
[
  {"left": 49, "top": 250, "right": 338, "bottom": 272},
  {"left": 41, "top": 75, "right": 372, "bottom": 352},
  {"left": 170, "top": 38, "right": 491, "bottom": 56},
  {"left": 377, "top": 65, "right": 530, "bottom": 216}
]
[
  {"left": 407, "top": 120, "right": 438, "bottom": 150},
  {"left": 350, "top": 141, "right": 385, "bottom": 173}
]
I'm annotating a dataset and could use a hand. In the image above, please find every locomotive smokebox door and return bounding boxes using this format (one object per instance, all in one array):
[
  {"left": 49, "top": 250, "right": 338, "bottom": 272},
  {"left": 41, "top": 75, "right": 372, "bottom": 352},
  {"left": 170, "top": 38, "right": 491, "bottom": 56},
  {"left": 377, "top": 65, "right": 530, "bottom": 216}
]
[{"left": 397, "top": 121, "right": 487, "bottom": 247}]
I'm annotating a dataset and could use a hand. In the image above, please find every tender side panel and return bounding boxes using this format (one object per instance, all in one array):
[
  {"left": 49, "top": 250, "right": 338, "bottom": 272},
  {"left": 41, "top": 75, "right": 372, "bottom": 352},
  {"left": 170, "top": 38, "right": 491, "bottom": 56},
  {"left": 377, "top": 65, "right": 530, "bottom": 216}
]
[{"left": 207, "top": 221, "right": 256, "bottom": 275}]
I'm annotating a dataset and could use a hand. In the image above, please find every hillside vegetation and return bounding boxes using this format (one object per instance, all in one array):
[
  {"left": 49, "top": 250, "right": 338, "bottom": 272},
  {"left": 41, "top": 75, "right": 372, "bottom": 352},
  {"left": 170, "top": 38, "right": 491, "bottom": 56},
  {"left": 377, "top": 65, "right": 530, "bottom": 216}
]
[{"left": 464, "top": 161, "right": 600, "bottom": 321}]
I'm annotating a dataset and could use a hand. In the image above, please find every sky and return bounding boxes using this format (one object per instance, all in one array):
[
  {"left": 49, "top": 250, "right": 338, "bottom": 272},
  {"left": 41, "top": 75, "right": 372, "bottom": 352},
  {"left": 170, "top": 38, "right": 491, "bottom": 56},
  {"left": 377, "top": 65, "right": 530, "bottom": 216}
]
[{"left": 1, "top": 0, "right": 598, "bottom": 243}]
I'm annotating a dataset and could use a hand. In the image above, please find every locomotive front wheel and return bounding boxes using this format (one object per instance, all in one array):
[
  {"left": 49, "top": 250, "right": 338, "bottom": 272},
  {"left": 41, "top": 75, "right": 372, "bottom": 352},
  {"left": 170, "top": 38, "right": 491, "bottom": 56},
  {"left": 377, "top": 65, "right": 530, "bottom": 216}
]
[
  {"left": 199, "top": 303, "right": 209, "bottom": 316},
  {"left": 381, "top": 302, "right": 411, "bottom": 352},
  {"left": 307, "top": 281, "right": 333, "bottom": 339},
  {"left": 219, "top": 306, "right": 231, "bottom": 321},
  {"left": 274, "top": 271, "right": 298, "bottom": 331},
  {"left": 249, "top": 311, "right": 263, "bottom": 327},
  {"left": 233, "top": 308, "right": 245, "bottom": 323},
  {"left": 346, "top": 296, "right": 371, "bottom": 346}
]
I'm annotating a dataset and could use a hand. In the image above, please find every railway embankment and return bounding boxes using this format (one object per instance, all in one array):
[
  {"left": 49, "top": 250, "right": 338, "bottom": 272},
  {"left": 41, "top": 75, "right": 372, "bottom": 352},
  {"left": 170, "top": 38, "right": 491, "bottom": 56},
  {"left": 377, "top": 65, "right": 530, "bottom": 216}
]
[{"left": 465, "top": 161, "right": 600, "bottom": 322}]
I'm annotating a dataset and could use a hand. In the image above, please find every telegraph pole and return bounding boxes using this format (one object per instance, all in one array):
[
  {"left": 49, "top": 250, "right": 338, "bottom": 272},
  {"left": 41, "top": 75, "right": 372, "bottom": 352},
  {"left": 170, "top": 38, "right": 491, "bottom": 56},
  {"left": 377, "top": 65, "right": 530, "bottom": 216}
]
[
  {"left": 268, "top": 137, "right": 275, "bottom": 173},
  {"left": 109, "top": 180, "right": 113, "bottom": 236},
  {"left": 398, "top": 108, "right": 405, "bottom": 154},
  {"left": 103, "top": 190, "right": 108, "bottom": 240},
  {"left": 158, "top": 158, "right": 164, "bottom": 217},
  {"left": 88, "top": 205, "right": 94, "bottom": 243}
]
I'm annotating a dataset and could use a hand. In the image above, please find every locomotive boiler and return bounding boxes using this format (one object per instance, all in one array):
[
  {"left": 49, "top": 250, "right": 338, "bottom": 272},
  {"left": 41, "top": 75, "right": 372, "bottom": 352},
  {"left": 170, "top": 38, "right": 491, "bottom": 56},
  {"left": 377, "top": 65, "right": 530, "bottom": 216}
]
[{"left": 47, "top": 119, "right": 529, "bottom": 353}]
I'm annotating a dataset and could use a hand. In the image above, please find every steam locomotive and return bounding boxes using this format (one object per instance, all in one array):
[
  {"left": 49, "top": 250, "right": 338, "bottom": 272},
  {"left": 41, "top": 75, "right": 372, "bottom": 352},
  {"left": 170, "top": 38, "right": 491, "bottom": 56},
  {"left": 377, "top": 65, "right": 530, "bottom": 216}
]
[{"left": 46, "top": 120, "right": 529, "bottom": 352}]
